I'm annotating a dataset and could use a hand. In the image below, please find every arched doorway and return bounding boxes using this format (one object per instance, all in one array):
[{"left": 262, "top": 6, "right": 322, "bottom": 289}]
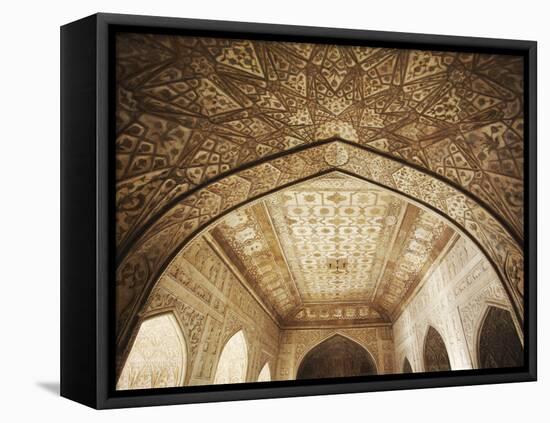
[
  {"left": 116, "top": 313, "right": 187, "bottom": 390},
  {"left": 478, "top": 306, "right": 523, "bottom": 368},
  {"left": 257, "top": 363, "right": 271, "bottom": 382},
  {"left": 402, "top": 357, "right": 413, "bottom": 373},
  {"left": 296, "top": 335, "right": 377, "bottom": 379},
  {"left": 424, "top": 327, "right": 451, "bottom": 372},
  {"left": 213, "top": 330, "right": 248, "bottom": 384}
]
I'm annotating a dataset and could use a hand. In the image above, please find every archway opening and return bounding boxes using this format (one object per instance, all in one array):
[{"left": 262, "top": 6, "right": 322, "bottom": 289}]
[
  {"left": 213, "top": 330, "right": 248, "bottom": 384},
  {"left": 478, "top": 306, "right": 523, "bottom": 368},
  {"left": 257, "top": 363, "right": 271, "bottom": 382},
  {"left": 424, "top": 327, "right": 451, "bottom": 372},
  {"left": 116, "top": 313, "right": 187, "bottom": 390},
  {"left": 402, "top": 357, "right": 413, "bottom": 373},
  {"left": 296, "top": 335, "right": 377, "bottom": 379}
]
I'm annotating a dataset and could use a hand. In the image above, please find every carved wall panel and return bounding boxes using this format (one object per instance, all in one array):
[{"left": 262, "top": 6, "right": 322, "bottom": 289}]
[
  {"left": 140, "top": 286, "right": 206, "bottom": 371},
  {"left": 289, "top": 303, "right": 385, "bottom": 327}
]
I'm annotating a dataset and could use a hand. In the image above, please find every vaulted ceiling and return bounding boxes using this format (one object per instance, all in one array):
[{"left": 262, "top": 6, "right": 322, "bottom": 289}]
[
  {"left": 210, "top": 172, "right": 456, "bottom": 327},
  {"left": 115, "top": 32, "right": 524, "bottom": 339},
  {"left": 116, "top": 34, "right": 524, "bottom": 255}
]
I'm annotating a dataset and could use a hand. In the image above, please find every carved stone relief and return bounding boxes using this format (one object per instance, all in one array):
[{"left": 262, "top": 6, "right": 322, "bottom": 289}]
[
  {"left": 116, "top": 34, "right": 524, "bottom": 254},
  {"left": 114, "top": 33, "right": 524, "bottom": 387}
]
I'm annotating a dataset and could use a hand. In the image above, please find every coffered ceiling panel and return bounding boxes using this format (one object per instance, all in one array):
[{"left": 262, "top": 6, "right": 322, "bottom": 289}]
[
  {"left": 264, "top": 174, "right": 406, "bottom": 304},
  {"left": 210, "top": 172, "right": 456, "bottom": 325}
]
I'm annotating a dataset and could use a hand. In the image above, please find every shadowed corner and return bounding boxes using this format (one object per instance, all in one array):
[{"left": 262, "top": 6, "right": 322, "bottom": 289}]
[{"left": 36, "top": 381, "right": 60, "bottom": 396}]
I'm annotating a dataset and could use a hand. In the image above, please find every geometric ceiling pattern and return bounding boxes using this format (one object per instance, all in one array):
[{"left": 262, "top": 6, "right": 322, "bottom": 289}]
[
  {"left": 265, "top": 174, "right": 408, "bottom": 304},
  {"left": 114, "top": 32, "right": 524, "bottom": 352},
  {"left": 211, "top": 173, "right": 455, "bottom": 326},
  {"left": 116, "top": 34, "right": 524, "bottom": 256}
]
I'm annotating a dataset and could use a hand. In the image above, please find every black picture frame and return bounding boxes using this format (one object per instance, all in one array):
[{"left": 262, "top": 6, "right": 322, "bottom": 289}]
[{"left": 60, "top": 12, "right": 537, "bottom": 409}]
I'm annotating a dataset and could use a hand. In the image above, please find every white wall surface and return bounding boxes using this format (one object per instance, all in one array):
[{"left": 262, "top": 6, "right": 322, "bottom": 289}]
[{"left": 1, "top": 1, "right": 546, "bottom": 421}]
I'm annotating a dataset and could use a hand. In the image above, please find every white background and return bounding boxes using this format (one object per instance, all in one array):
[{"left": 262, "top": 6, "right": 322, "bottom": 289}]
[{"left": 1, "top": 0, "right": 546, "bottom": 421}]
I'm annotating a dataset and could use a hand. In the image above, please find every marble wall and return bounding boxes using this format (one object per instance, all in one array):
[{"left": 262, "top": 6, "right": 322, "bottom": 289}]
[{"left": 392, "top": 236, "right": 521, "bottom": 373}]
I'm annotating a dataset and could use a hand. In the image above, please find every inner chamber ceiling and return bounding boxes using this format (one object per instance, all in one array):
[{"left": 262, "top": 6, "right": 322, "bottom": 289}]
[{"left": 114, "top": 34, "right": 525, "bottom": 389}]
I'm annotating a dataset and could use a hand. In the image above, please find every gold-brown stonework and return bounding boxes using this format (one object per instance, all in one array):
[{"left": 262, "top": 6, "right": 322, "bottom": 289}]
[
  {"left": 116, "top": 35, "right": 524, "bottom": 251},
  {"left": 114, "top": 33, "right": 524, "bottom": 385}
]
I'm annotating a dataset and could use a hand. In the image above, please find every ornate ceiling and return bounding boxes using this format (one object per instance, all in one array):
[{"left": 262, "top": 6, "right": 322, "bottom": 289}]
[
  {"left": 116, "top": 34, "right": 524, "bottom": 254},
  {"left": 210, "top": 172, "right": 455, "bottom": 326},
  {"left": 115, "top": 32, "right": 524, "bottom": 345}
]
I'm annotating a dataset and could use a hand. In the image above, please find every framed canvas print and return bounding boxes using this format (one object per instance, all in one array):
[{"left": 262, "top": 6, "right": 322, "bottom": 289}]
[{"left": 60, "top": 13, "right": 537, "bottom": 409}]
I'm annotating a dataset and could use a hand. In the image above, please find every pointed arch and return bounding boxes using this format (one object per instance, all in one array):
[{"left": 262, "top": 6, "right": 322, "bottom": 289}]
[
  {"left": 295, "top": 331, "right": 379, "bottom": 375},
  {"left": 296, "top": 334, "right": 377, "bottom": 379},
  {"left": 402, "top": 357, "right": 413, "bottom": 373},
  {"left": 213, "top": 330, "right": 248, "bottom": 385},
  {"left": 257, "top": 362, "right": 271, "bottom": 382},
  {"left": 423, "top": 326, "right": 451, "bottom": 372},
  {"left": 115, "top": 141, "right": 523, "bottom": 368},
  {"left": 116, "top": 312, "right": 187, "bottom": 390},
  {"left": 477, "top": 306, "right": 523, "bottom": 369}
]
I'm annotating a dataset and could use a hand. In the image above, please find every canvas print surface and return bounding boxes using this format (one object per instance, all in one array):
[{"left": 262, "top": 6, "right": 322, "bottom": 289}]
[{"left": 114, "top": 32, "right": 525, "bottom": 390}]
